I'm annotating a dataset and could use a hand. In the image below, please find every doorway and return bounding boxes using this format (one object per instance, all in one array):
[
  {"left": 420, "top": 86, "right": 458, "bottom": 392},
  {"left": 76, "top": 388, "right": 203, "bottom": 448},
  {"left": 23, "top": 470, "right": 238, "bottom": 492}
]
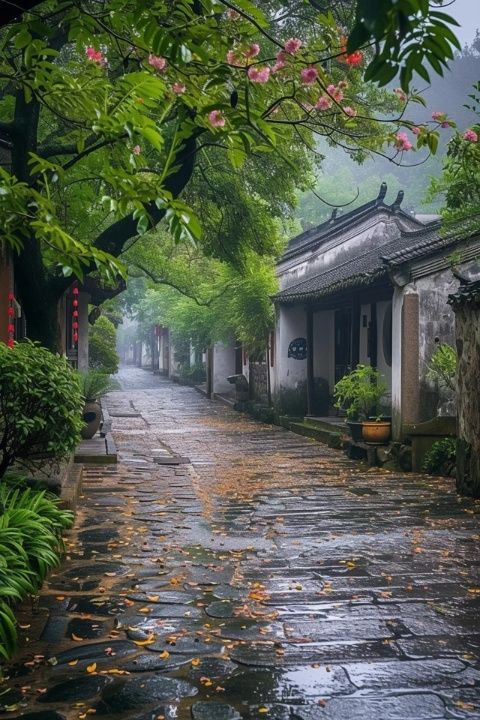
[{"left": 334, "top": 308, "right": 352, "bottom": 383}]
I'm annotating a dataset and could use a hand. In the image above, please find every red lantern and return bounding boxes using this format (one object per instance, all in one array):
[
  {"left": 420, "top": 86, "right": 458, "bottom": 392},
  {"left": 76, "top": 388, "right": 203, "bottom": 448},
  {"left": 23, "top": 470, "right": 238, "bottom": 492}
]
[
  {"left": 71, "top": 284, "right": 79, "bottom": 350},
  {"left": 7, "top": 292, "right": 15, "bottom": 348}
]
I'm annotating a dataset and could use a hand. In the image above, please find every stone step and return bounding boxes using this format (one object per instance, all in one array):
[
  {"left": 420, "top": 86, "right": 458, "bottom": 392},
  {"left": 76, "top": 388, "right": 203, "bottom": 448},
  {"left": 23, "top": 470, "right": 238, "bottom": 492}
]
[
  {"left": 289, "top": 421, "right": 343, "bottom": 448},
  {"left": 303, "top": 416, "right": 347, "bottom": 433}
]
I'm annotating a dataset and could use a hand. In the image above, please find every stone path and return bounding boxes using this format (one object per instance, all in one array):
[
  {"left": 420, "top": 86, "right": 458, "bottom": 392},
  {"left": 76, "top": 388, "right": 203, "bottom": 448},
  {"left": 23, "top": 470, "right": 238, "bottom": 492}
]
[{"left": 2, "top": 366, "right": 480, "bottom": 720}]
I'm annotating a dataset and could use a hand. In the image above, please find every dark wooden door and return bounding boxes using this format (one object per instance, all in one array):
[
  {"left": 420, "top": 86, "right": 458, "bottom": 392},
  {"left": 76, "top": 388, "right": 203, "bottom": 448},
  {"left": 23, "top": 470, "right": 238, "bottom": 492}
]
[{"left": 334, "top": 308, "right": 352, "bottom": 383}]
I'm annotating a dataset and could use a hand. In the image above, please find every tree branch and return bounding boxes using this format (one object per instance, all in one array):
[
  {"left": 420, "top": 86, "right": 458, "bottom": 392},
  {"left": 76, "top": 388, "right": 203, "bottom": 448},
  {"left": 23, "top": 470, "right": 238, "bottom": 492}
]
[{"left": 53, "top": 127, "right": 206, "bottom": 298}]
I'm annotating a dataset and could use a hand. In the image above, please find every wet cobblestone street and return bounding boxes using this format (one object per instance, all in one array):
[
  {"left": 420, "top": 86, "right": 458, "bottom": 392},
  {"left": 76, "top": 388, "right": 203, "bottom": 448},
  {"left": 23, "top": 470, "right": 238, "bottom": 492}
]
[{"left": 2, "top": 366, "right": 480, "bottom": 720}]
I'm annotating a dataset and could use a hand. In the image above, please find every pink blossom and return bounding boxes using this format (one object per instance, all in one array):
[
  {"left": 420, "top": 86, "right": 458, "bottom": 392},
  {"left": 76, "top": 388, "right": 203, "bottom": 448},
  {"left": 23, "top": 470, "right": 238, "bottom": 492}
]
[
  {"left": 208, "top": 110, "right": 226, "bottom": 128},
  {"left": 245, "top": 43, "right": 260, "bottom": 58},
  {"left": 315, "top": 95, "right": 332, "bottom": 110},
  {"left": 272, "top": 50, "right": 286, "bottom": 73},
  {"left": 85, "top": 47, "right": 105, "bottom": 64},
  {"left": 132, "top": 145, "right": 141, "bottom": 155},
  {"left": 411, "top": 126, "right": 421, "bottom": 135},
  {"left": 300, "top": 66, "right": 318, "bottom": 85},
  {"left": 441, "top": 121, "right": 451, "bottom": 128},
  {"left": 247, "top": 65, "right": 270, "bottom": 83},
  {"left": 338, "top": 80, "right": 348, "bottom": 89},
  {"left": 284, "top": 37, "right": 302, "bottom": 54},
  {"left": 395, "top": 131, "right": 413, "bottom": 151},
  {"left": 172, "top": 82, "right": 186, "bottom": 94},
  {"left": 343, "top": 105, "right": 357, "bottom": 118},
  {"left": 431, "top": 111, "right": 445, "bottom": 121},
  {"left": 227, "top": 8, "right": 240, "bottom": 19},
  {"left": 393, "top": 87, "right": 407, "bottom": 103},
  {"left": 148, "top": 54, "right": 167, "bottom": 72},
  {"left": 463, "top": 128, "right": 478, "bottom": 142},
  {"left": 326, "top": 84, "right": 343, "bottom": 102}
]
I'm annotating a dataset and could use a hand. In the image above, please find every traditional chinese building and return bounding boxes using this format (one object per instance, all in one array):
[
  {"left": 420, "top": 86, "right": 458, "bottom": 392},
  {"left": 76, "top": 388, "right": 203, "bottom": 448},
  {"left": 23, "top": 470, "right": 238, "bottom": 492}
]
[{"left": 272, "top": 184, "right": 479, "bottom": 439}]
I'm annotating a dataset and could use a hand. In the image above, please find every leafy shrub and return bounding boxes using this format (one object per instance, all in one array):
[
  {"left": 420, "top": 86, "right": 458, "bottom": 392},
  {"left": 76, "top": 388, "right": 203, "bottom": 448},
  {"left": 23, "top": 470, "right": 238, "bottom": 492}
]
[
  {"left": 427, "top": 343, "right": 457, "bottom": 393},
  {"left": 333, "top": 365, "right": 389, "bottom": 420},
  {"left": 0, "top": 481, "right": 73, "bottom": 660},
  {"left": 89, "top": 316, "right": 119, "bottom": 374},
  {"left": 77, "top": 370, "right": 119, "bottom": 402},
  {"left": 423, "top": 438, "right": 456, "bottom": 476},
  {"left": 0, "top": 341, "right": 84, "bottom": 480},
  {"left": 178, "top": 361, "right": 206, "bottom": 384}
]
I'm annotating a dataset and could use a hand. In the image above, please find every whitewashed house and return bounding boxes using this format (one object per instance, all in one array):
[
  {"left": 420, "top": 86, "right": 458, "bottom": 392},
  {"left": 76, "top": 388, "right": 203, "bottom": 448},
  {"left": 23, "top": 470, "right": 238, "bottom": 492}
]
[{"left": 272, "top": 184, "right": 479, "bottom": 440}]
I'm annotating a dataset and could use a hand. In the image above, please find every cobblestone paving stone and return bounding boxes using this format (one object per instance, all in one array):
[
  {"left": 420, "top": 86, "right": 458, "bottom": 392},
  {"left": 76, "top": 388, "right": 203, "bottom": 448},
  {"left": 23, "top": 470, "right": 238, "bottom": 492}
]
[{"left": 2, "top": 366, "right": 480, "bottom": 720}]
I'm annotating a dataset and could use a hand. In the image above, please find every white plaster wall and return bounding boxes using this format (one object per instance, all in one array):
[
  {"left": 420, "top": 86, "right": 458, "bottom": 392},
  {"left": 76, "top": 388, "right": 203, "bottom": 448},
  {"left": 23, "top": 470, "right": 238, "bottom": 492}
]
[
  {"left": 312, "top": 310, "right": 334, "bottom": 390},
  {"left": 213, "top": 340, "right": 237, "bottom": 394},
  {"left": 277, "top": 213, "right": 413, "bottom": 291},
  {"left": 273, "top": 304, "right": 307, "bottom": 392},
  {"left": 242, "top": 344, "right": 249, "bottom": 379},
  {"left": 77, "top": 292, "right": 90, "bottom": 371},
  {"left": 169, "top": 340, "right": 179, "bottom": 379},
  {"left": 141, "top": 341, "right": 150, "bottom": 368},
  {"left": 158, "top": 333, "right": 166, "bottom": 372}
]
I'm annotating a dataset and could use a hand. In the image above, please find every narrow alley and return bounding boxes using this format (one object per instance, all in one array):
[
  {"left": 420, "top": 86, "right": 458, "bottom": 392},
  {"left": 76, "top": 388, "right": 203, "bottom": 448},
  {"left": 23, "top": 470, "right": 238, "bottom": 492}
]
[{"left": 2, "top": 366, "right": 480, "bottom": 720}]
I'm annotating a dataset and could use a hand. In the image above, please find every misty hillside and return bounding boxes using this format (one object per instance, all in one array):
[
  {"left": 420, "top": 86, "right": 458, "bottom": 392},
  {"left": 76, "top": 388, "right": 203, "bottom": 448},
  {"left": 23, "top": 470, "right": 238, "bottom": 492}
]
[{"left": 296, "top": 38, "right": 480, "bottom": 230}]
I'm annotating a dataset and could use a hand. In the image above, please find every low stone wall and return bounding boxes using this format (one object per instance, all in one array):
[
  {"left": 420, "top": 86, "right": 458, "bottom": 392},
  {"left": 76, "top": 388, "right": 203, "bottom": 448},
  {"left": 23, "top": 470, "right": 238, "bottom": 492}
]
[{"left": 249, "top": 362, "right": 269, "bottom": 403}]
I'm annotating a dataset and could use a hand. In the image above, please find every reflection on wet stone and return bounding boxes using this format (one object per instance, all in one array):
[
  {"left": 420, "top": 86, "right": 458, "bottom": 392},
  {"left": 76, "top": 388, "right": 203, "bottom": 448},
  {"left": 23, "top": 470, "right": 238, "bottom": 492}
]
[
  {"left": 191, "top": 702, "right": 242, "bottom": 720},
  {"left": 37, "top": 676, "right": 111, "bottom": 703},
  {"left": 3, "top": 367, "right": 480, "bottom": 720},
  {"left": 96, "top": 676, "right": 197, "bottom": 712}
]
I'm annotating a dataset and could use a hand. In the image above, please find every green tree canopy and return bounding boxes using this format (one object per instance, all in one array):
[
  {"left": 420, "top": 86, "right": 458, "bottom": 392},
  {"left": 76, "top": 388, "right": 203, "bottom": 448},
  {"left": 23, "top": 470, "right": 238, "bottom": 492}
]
[{"left": 0, "top": 0, "right": 459, "bottom": 348}]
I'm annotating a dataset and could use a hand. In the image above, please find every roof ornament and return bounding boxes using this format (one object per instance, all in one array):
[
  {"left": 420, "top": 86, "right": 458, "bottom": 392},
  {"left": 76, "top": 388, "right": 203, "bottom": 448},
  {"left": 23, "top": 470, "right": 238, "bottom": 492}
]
[
  {"left": 376, "top": 182, "right": 387, "bottom": 203},
  {"left": 329, "top": 208, "right": 338, "bottom": 223},
  {"left": 391, "top": 190, "right": 404, "bottom": 210}
]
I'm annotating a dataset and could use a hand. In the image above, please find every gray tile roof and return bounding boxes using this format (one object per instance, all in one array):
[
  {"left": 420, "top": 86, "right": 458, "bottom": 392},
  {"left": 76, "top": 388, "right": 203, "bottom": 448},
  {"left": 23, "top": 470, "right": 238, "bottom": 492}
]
[
  {"left": 281, "top": 184, "right": 427, "bottom": 264},
  {"left": 274, "top": 221, "right": 452, "bottom": 303}
]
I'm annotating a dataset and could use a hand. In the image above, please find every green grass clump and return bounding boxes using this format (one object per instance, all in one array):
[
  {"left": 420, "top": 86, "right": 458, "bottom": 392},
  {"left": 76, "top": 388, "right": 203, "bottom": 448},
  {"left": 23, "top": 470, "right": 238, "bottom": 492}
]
[{"left": 0, "top": 481, "right": 73, "bottom": 661}]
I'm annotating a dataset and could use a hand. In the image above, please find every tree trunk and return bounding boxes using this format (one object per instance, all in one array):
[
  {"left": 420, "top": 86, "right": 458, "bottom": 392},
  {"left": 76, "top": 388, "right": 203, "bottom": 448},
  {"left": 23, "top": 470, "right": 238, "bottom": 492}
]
[
  {"left": 14, "top": 246, "right": 61, "bottom": 350},
  {"left": 451, "top": 295, "right": 480, "bottom": 497}
]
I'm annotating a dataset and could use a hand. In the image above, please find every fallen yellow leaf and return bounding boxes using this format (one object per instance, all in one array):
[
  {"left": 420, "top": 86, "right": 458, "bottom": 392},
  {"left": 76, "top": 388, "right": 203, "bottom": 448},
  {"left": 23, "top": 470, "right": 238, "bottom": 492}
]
[
  {"left": 86, "top": 663, "right": 97, "bottom": 673},
  {"left": 68, "top": 660, "right": 79, "bottom": 667},
  {"left": 71, "top": 634, "right": 84, "bottom": 641},
  {"left": 133, "top": 635, "right": 156, "bottom": 647}
]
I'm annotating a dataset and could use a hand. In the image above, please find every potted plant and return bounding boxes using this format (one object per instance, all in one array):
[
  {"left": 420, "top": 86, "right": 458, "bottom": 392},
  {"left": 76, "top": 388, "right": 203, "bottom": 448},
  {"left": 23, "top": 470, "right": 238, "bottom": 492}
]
[
  {"left": 333, "top": 365, "right": 390, "bottom": 443},
  {"left": 77, "top": 371, "right": 119, "bottom": 440}
]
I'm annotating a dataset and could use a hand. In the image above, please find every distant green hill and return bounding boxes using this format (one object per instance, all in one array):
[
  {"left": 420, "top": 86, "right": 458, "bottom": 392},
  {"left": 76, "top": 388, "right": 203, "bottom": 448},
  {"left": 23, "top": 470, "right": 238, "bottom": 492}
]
[{"left": 296, "top": 39, "right": 480, "bottom": 230}]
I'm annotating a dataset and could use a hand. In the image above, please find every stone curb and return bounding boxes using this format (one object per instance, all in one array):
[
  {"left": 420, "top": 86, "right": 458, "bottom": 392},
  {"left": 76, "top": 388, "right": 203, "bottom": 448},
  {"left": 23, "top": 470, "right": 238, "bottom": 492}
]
[{"left": 59, "top": 459, "right": 83, "bottom": 511}]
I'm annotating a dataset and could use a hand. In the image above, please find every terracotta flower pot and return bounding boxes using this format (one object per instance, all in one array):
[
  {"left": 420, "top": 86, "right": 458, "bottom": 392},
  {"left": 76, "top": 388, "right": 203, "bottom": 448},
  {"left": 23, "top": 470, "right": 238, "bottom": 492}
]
[
  {"left": 81, "top": 400, "right": 102, "bottom": 439},
  {"left": 362, "top": 420, "right": 391, "bottom": 444}
]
